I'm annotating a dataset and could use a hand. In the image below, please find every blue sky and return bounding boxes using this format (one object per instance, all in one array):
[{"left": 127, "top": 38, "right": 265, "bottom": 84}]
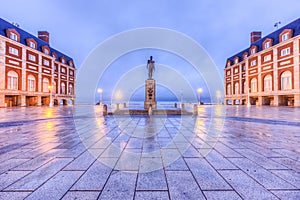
[{"left": 1, "top": 0, "right": 299, "bottom": 102}]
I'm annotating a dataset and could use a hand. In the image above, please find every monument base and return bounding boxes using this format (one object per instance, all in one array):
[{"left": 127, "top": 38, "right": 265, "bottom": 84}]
[{"left": 144, "top": 79, "right": 157, "bottom": 109}]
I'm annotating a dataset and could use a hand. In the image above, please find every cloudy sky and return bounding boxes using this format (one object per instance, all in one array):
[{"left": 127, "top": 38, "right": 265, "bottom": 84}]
[{"left": 1, "top": 0, "right": 299, "bottom": 102}]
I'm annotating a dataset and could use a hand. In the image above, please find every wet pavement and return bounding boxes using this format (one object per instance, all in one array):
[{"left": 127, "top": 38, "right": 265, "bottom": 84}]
[{"left": 0, "top": 105, "right": 299, "bottom": 200}]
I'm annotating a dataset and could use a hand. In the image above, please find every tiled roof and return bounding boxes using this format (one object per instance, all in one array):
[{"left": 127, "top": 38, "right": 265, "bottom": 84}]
[
  {"left": 225, "top": 17, "right": 300, "bottom": 68},
  {"left": 0, "top": 18, "right": 75, "bottom": 68}
]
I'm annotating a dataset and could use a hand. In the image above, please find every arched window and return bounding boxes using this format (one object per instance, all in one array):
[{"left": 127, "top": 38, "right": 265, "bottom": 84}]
[
  {"left": 69, "top": 84, "right": 73, "bottom": 95},
  {"left": 42, "top": 78, "right": 49, "bottom": 92},
  {"left": 264, "top": 75, "right": 272, "bottom": 92},
  {"left": 250, "top": 78, "right": 257, "bottom": 93},
  {"left": 281, "top": 71, "right": 292, "bottom": 90},
  {"left": 227, "top": 84, "right": 231, "bottom": 95},
  {"left": 61, "top": 82, "right": 66, "bottom": 94},
  {"left": 7, "top": 71, "right": 18, "bottom": 90},
  {"left": 234, "top": 82, "right": 239, "bottom": 94},
  {"left": 28, "top": 75, "right": 36, "bottom": 92}
]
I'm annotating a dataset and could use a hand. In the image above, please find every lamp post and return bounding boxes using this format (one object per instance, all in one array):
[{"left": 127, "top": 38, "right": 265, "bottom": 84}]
[
  {"left": 197, "top": 88, "right": 202, "bottom": 105},
  {"left": 48, "top": 85, "right": 53, "bottom": 107},
  {"left": 97, "top": 88, "right": 103, "bottom": 106}
]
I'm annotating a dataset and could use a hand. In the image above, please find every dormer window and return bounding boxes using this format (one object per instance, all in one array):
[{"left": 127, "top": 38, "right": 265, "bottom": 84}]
[
  {"left": 282, "top": 33, "right": 289, "bottom": 42},
  {"left": 280, "top": 29, "right": 293, "bottom": 42},
  {"left": 10, "top": 32, "right": 18, "bottom": 41},
  {"left": 227, "top": 60, "right": 231, "bottom": 67},
  {"left": 41, "top": 46, "right": 50, "bottom": 55},
  {"left": 234, "top": 57, "right": 239, "bottom": 64},
  {"left": 44, "top": 48, "right": 49, "bottom": 55},
  {"left": 61, "top": 57, "right": 66, "bottom": 64},
  {"left": 243, "top": 52, "right": 248, "bottom": 60},
  {"left": 264, "top": 42, "right": 270, "bottom": 49},
  {"left": 29, "top": 41, "right": 35, "bottom": 49},
  {"left": 251, "top": 49, "right": 256, "bottom": 55}
]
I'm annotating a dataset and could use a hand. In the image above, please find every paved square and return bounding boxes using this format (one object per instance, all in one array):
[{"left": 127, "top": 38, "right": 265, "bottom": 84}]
[{"left": 0, "top": 105, "right": 299, "bottom": 200}]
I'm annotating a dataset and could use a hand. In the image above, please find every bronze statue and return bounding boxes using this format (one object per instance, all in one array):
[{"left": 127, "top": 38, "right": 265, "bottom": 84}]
[{"left": 147, "top": 56, "right": 155, "bottom": 79}]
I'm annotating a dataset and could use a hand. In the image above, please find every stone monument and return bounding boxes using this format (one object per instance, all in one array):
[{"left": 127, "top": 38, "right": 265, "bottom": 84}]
[{"left": 144, "top": 56, "right": 157, "bottom": 109}]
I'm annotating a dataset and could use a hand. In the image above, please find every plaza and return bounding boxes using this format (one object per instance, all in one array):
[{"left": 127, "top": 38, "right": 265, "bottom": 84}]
[{"left": 0, "top": 105, "right": 299, "bottom": 199}]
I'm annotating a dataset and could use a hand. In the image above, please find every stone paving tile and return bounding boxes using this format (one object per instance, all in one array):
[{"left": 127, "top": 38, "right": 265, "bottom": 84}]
[
  {"left": 13, "top": 149, "right": 66, "bottom": 171},
  {"left": 271, "top": 190, "right": 300, "bottom": 200},
  {"left": 63, "top": 149, "right": 104, "bottom": 170},
  {"left": 71, "top": 160, "right": 112, "bottom": 191},
  {"left": 25, "top": 171, "right": 83, "bottom": 200},
  {"left": 234, "top": 148, "right": 288, "bottom": 170},
  {"left": 0, "top": 158, "right": 30, "bottom": 175},
  {"left": 136, "top": 169, "right": 167, "bottom": 190},
  {"left": 164, "top": 157, "right": 189, "bottom": 171},
  {"left": 0, "top": 192, "right": 31, "bottom": 200},
  {"left": 62, "top": 191, "right": 100, "bottom": 200},
  {"left": 166, "top": 170, "right": 205, "bottom": 200},
  {"left": 213, "top": 143, "right": 243, "bottom": 158},
  {"left": 99, "top": 171, "right": 137, "bottom": 200},
  {"left": 272, "top": 148, "right": 300, "bottom": 161},
  {"left": 219, "top": 170, "right": 279, "bottom": 199},
  {"left": 5, "top": 158, "right": 73, "bottom": 191},
  {"left": 205, "top": 149, "right": 238, "bottom": 170},
  {"left": 271, "top": 157, "right": 300, "bottom": 173},
  {"left": 229, "top": 157, "right": 295, "bottom": 189},
  {"left": 270, "top": 170, "right": 300, "bottom": 188},
  {"left": 0, "top": 170, "right": 31, "bottom": 190},
  {"left": 185, "top": 158, "right": 232, "bottom": 190},
  {"left": 203, "top": 191, "right": 242, "bottom": 200},
  {"left": 134, "top": 191, "right": 170, "bottom": 200}
]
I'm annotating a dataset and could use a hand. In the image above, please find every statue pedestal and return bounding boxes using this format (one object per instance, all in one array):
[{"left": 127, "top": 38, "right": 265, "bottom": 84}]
[{"left": 144, "top": 79, "right": 157, "bottom": 109}]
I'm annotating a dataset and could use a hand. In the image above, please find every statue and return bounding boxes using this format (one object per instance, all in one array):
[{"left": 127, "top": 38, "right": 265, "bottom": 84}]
[{"left": 147, "top": 56, "right": 155, "bottom": 79}]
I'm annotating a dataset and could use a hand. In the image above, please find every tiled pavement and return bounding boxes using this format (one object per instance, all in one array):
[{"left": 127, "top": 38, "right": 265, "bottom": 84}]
[{"left": 0, "top": 105, "right": 299, "bottom": 200}]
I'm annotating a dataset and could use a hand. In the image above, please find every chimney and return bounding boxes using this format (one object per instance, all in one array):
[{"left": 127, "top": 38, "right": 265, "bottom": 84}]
[
  {"left": 38, "top": 31, "right": 49, "bottom": 43},
  {"left": 250, "top": 31, "right": 261, "bottom": 44}
]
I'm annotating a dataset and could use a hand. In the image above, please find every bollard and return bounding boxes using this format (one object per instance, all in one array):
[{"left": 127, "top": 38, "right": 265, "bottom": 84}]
[
  {"left": 174, "top": 103, "right": 177, "bottom": 108},
  {"left": 103, "top": 104, "right": 108, "bottom": 116},
  {"left": 124, "top": 102, "right": 126, "bottom": 108},
  {"left": 116, "top": 103, "right": 119, "bottom": 110},
  {"left": 193, "top": 104, "right": 198, "bottom": 115},
  {"left": 148, "top": 105, "right": 153, "bottom": 116}
]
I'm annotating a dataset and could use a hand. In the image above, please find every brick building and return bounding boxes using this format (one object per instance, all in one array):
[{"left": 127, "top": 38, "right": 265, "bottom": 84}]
[
  {"left": 0, "top": 18, "right": 75, "bottom": 107},
  {"left": 224, "top": 18, "right": 300, "bottom": 106}
]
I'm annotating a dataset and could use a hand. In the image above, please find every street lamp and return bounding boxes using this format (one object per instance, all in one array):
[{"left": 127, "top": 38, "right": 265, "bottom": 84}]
[
  {"left": 97, "top": 88, "right": 103, "bottom": 106},
  {"left": 197, "top": 88, "right": 202, "bottom": 105},
  {"left": 48, "top": 85, "right": 53, "bottom": 107}
]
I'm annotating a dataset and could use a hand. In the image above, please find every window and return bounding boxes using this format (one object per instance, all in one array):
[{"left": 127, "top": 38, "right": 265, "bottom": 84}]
[
  {"left": 44, "top": 48, "right": 49, "bottom": 55},
  {"left": 264, "top": 42, "right": 270, "bottom": 49},
  {"left": 251, "top": 48, "right": 256, "bottom": 55},
  {"left": 7, "top": 71, "right": 18, "bottom": 90},
  {"left": 250, "top": 60, "right": 256, "bottom": 66},
  {"left": 244, "top": 54, "right": 248, "bottom": 59},
  {"left": 42, "top": 78, "right": 49, "bottom": 92},
  {"left": 226, "top": 70, "right": 231, "bottom": 76},
  {"left": 69, "top": 84, "right": 73, "bottom": 95},
  {"left": 235, "top": 58, "right": 238, "bottom": 64},
  {"left": 264, "top": 55, "right": 271, "bottom": 62},
  {"left": 250, "top": 78, "right": 257, "bottom": 93},
  {"left": 227, "top": 84, "right": 231, "bottom": 95},
  {"left": 234, "top": 82, "right": 239, "bottom": 94},
  {"left": 61, "top": 82, "right": 66, "bottom": 94},
  {"left": 281, "top": 71, "right": 292, "bottom": 90},
  {"left": 28, "top": 54, "right": 36, "bottom": 62},
  {"left": 61, "top": 68, "right": 66, "bottom": 73},
  {"left": 10, "top": 32, "right": 18, "bottom": 41},
  {"left": 9, "top": 47, "right": 18, "bottom": 56},
  {"left": 264, "top": 75, "right": 272, "bottom": 92},
  {"left": 242, "top": 65, "right": 246, "bottom": 71},
  {"left": 281, "top": 48, "right": 290, "bottom": 56},
  {"left": 69, "top": 70, "right": 74, "bottom": 76},
  {"left": 29, "top": 41, "right": 35, "bottom": 49},
  {"left": 62, "top": 59, "right": 65, "bottom": 64},
  {"left": 282, "top": 33, "right": 289, "bottom": 42},
  {"left": 43, "top": 59, "right": 50, "bottom": 66},
  {"left": 28, "top": 75, "right": 36, "bottom": 92},
  {"left": 234, "top": 68, "right": 238, "bottom": 74}
]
